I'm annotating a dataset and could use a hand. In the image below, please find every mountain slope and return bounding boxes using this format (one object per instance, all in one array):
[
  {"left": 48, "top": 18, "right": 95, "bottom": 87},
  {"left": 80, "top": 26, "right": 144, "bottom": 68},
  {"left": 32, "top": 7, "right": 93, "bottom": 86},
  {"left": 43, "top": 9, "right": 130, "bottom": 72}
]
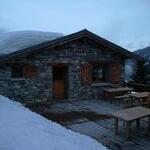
[
  {"left": 134, "top": 47, "right": 150, "bottom": 64},
  {"left": 0, "top": 30, "right": 63, "bottom": 55}
]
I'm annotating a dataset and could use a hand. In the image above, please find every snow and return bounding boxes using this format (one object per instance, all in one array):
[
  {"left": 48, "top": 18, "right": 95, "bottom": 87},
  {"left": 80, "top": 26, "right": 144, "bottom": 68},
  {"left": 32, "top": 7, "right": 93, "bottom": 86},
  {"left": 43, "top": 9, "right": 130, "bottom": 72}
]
[{"left": 0, "top": 95, "right": 108, "bottom": 150}]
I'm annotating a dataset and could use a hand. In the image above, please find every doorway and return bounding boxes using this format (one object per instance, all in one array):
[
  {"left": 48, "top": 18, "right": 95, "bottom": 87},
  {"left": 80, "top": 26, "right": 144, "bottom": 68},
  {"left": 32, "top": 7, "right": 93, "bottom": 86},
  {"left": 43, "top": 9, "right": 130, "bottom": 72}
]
[{"left": 52, "top": 65, "right": 68, "bottom": 100}]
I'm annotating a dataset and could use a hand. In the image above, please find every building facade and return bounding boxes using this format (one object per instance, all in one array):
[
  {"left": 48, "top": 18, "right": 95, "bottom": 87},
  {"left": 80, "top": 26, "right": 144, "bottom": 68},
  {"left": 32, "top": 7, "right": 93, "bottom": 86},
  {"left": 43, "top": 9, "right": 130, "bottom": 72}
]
[{"left": 0, "top": 30, "right": 139, "bottom": 103}]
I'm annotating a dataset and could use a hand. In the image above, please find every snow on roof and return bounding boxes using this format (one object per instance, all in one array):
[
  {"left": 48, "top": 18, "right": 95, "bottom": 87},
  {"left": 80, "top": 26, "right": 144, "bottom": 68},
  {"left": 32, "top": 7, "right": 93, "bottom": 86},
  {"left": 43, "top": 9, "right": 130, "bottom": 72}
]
[{"left": 0, "top": 95, "right": 108, "bottom": 150}]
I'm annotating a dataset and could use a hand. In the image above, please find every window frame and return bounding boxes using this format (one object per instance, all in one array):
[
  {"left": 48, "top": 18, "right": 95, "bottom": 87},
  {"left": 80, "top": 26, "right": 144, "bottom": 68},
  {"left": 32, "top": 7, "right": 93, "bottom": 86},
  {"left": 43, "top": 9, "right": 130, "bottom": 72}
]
[{"left": 91, "top": 62, "right": 106, "bottom": 83}]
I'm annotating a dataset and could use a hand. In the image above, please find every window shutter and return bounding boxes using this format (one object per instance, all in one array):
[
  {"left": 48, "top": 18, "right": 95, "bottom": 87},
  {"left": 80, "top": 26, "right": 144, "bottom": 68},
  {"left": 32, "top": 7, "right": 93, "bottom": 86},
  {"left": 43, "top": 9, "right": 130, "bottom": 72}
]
[
  {"left": 23, "top": 65, "right": 39, "bottom": 79},
  {"left": 81, "top": 63, "right": 92, "bottom": 85},
  {"left": 110, "top": 62, "right": 121, "bottom": 84}
]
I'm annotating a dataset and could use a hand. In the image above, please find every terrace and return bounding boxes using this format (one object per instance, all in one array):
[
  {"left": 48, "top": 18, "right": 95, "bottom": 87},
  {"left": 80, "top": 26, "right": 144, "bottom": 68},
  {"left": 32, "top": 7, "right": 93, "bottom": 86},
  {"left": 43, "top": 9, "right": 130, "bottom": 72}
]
[{"left": 28, "top": 99, "right": 150, "bottom": 150}]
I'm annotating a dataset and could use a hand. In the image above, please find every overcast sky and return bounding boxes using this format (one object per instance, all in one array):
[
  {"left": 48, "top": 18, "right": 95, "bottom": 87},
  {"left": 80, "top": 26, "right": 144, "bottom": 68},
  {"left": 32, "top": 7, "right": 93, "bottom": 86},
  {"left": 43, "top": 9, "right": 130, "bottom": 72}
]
[{"left": 0, "top": 0, "right": 150, "bottom": 51}]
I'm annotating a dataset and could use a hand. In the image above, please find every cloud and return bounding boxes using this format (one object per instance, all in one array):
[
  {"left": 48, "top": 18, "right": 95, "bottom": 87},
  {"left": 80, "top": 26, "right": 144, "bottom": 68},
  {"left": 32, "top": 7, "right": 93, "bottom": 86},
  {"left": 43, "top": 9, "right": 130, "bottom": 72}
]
[{"left": 0, "top": 28, "right": 7, "bottom": 33}]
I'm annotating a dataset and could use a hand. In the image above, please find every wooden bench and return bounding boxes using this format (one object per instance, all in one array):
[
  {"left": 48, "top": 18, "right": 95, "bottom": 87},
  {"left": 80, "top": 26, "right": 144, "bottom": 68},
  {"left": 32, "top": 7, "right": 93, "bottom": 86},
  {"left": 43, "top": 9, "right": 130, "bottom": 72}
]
[{"left": 114, "top": 94, "right": 130, "bottom": 100}]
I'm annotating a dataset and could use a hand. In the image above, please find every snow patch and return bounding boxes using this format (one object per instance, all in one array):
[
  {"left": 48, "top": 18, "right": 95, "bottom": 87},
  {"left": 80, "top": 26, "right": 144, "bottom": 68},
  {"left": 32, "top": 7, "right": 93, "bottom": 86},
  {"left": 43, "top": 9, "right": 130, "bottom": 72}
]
[{"left": 0, "top": 95, "right": 107, "bottom": 150}]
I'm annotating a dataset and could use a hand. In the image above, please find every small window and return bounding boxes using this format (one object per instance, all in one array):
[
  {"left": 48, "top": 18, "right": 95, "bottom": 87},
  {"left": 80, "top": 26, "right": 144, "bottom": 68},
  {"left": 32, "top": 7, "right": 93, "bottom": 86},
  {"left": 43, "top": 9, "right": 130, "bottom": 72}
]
[
  {"left": 11, "top": 65, "right": 23, "bottom": 78},
  {"left": 92, "top": 63, "right": 105, "bottom": 82}
]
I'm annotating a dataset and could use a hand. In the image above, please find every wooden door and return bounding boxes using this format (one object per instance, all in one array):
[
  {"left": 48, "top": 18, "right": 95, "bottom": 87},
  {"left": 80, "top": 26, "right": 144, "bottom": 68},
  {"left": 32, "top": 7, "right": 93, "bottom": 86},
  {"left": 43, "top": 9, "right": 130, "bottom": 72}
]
[
  {"left": 52, "top": 65, "right": 68, "bottom": 100},
  {"left": 53, "top": 80, "right": 65, "bottom": 99}
]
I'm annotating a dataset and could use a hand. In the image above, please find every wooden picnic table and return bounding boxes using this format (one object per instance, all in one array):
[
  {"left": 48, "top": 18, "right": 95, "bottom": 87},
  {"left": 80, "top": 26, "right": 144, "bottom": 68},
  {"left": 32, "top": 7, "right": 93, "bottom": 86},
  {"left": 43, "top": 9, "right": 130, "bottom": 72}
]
[
  {"left": 129, "top": 92, "right": 150, "bottom": 100},
  {"left": 110, "top": 106, "right": 150, "bottom": 141},
  {"left": 104, "top": 87, "right": 133, "bottom": 100},
  {"left": 129, "top": 92, "right": 150, "bottom": 107}
]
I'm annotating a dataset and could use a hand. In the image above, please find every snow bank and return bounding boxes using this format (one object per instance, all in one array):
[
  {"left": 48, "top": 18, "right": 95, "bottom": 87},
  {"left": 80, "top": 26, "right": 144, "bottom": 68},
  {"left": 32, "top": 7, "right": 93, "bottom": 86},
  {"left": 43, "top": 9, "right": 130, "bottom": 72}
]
[{"left": 0, "top": 95, "right": 107, "bottom": 150}]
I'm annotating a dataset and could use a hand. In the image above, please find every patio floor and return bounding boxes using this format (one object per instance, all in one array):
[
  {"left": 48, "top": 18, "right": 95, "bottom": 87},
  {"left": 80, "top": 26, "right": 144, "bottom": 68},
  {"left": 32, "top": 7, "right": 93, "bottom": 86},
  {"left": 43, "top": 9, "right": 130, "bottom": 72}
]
[{"left": 29, "top": 100, "right": 150, "bottom": 150}]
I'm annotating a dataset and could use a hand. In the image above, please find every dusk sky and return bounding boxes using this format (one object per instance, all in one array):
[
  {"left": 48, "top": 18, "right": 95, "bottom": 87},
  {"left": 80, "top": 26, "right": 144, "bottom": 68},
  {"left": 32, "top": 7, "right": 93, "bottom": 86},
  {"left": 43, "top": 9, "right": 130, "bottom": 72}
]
[{"left": 0, "top": 0, "right": 150, "bottom": 51}]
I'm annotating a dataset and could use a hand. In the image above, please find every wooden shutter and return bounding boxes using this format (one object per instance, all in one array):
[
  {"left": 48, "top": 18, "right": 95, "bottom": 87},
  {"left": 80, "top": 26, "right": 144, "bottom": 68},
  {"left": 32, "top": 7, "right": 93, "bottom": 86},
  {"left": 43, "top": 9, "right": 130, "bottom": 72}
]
[
  {"left": 23, "top": 65, "right": 39, "bottom": 79},
  {"left": 109, "top": 62, "right": 121, "bottom": 84},
  {"left": 81, "top": 63, "right": 92, "bottom": 85}
]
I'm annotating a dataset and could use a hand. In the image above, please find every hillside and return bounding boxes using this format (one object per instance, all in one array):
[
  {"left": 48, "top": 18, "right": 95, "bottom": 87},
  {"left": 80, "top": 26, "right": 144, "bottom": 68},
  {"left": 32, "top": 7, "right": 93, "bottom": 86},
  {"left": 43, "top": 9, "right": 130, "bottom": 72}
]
[{"left": 0, "top": 30, "right": 63, "bottom": 55}]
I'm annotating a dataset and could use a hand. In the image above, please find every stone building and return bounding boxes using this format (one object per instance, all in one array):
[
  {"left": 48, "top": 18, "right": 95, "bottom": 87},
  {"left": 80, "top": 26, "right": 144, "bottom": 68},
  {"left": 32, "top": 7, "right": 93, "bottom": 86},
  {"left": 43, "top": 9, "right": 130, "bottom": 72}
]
[{"left": 0, "top": 30, "right": 140, "bottom": 103}]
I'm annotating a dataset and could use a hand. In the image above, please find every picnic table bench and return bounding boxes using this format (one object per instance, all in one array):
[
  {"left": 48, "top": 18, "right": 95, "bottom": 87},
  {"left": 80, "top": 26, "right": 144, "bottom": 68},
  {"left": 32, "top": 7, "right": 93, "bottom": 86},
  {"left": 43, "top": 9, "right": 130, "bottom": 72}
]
[
  {"left": 103, "top": 87, "right": 133, "bottom": 101},
  {"left": 109, "top": 106, "right": 150, "bottom": 141}
]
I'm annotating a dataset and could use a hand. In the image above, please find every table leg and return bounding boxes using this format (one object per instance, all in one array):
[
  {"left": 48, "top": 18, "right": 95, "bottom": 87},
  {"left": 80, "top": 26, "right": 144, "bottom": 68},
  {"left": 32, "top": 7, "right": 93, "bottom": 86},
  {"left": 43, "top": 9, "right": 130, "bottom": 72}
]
[
  {"left": 147, "top": 116, "right": 150, "bottom": 137},
  {"left": 136, "top": 119, "right": 140, "bottom": 129},
  {"left": 138, "top": 98, "right": 141, "bottom": 106},
  {"left": 115, "top": 118, "right": 119, "bottom": 135},
  {"left": 126, "top": 121, "right": 131, "bottom": 141},
  {"left": 130, "top": 97, "right": 134, "bottom": 107}
]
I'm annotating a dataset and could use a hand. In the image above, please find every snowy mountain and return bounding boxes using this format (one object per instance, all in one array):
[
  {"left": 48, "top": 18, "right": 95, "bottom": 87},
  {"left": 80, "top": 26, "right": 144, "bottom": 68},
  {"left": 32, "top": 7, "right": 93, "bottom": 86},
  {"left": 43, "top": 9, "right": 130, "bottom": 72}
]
[
  {"left": 0, "top": 30, "right": 63, "bottom": 55},
  {"left": 134, "top": 47, "right": 150, "bottom": 64}
]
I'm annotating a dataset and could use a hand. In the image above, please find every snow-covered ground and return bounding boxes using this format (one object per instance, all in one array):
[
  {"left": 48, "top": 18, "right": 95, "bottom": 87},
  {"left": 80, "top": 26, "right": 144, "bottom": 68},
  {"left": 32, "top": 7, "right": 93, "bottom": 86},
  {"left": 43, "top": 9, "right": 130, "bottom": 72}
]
[{"left": 0, "top": 95, "right": 108, "bottom": 150}]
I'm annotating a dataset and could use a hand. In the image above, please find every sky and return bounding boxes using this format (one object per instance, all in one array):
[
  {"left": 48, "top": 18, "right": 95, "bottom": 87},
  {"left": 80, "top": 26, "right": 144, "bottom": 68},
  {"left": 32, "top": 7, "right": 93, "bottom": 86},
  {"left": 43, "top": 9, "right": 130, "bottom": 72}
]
[{"left": 0, "top": 0, "right": 150, "bottom": 51}]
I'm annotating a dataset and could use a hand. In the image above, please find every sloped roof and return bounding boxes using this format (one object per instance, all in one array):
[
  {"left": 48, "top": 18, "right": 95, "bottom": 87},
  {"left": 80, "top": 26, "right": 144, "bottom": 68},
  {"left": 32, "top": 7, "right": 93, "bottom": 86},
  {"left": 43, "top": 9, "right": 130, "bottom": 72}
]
[{"left": 0, "top": 29, "right": 141, "bottom": 62}]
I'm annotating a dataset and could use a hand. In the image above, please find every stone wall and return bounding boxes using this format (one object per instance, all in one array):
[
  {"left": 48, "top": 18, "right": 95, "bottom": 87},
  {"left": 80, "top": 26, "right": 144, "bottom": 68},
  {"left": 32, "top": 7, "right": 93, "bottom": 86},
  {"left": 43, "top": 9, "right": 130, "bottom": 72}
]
[{"left": 0, "top": 38, "right": 125, "bottom": 102}]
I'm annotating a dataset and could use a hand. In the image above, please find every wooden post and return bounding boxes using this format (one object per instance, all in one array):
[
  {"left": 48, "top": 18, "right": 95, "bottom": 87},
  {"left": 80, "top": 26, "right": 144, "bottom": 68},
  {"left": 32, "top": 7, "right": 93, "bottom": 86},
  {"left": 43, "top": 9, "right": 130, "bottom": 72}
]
[
  {"left": 126, "top": 121, "right": 131, "bottom": 141},
  {"left": 136, "top": 119, "right": 140, "bottom": 129},
  {"left": 115, "top": 118, "right": 119, "bottom": 135}
]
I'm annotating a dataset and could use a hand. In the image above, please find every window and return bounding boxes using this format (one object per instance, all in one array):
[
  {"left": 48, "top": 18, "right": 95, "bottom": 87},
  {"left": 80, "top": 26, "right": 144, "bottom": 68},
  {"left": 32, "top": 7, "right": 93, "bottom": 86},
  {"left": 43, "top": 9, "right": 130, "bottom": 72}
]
[
  {"left": 11, "top": 65, "right": 23, "bottom": 78},
  {"left": 80, "top": 63, "right": 107, "bottom": 84},
  {"left": 11, "top": 64, "right": 39, "bottom": 79},
  {"left": 92, "top": 63, "right": 105, "bottom": 82}
]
